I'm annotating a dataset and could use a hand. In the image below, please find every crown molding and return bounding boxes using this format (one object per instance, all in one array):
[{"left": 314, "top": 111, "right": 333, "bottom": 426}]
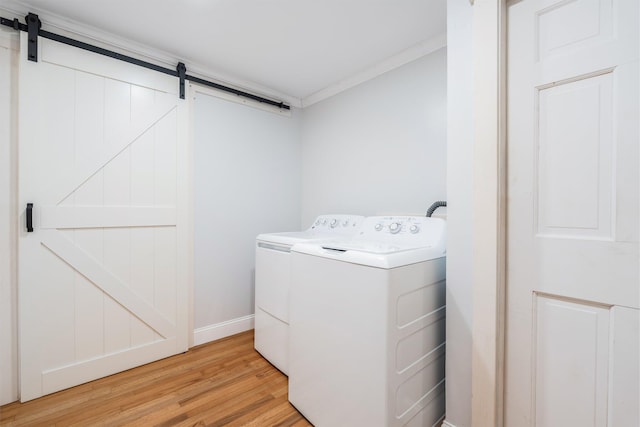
[{"left": 301, "top": 32, "right": 446, "bottom": 108}]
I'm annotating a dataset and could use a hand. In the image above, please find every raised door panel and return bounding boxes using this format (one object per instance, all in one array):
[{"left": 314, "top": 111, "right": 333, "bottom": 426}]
[
  {"left": 533, "top": 295, "right": 610, "bottom": 427},
  {"left": 536, "top": 71, "right": 613, "bottom": 239}
]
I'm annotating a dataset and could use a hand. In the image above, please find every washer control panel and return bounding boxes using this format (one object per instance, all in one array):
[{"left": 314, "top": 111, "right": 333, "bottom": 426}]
[
  {"left": 369, "top": 217, "right": 428, "bottom": 236},
  {"left": 388, "top": 222, "right": 402, "bottom": 234},
  {"left": 358, "top": 216, "right": 446, "bottom": 248}
]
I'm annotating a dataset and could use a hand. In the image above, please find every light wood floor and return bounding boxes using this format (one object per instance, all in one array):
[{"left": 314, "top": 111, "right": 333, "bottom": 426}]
[{"left": 0, "top": 330, "right": 312, "bottom": 426}]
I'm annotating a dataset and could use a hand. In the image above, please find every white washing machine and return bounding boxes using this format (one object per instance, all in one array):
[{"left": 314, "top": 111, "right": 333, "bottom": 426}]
[
  {"left": 288, "top": 216, "right": 446, "bottom": 427},
  {"left": 254, "top": 214, "right": 364, "bottom": 375}
]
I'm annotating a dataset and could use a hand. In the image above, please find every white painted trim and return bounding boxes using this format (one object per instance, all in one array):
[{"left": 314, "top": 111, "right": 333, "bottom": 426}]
[
  {"left": 186, "top": 84, "right": 196, "bottom": 349},
  {"left": 0, "top": 27, "right": 18, "bottom": 50},
  {"left": 185, "top": 69, "right": 300, "bottom": 109},
  {"left": 190, "top": 83, "right": 293, "bottom": 117},
  {"left": 192, "top": 315, "right": 255, "bottom": 347},
  {"left": 471, "top": 1, "right": 507, "bottom": 427},
  {"left": 40, "top": 206, "right": 176, "bottom": 229},
  {"left": 0, "top": 2, "right": 302, "bottom": 108},
  {"left": 180, "top": 83, "right": 195, "bottom": 352},
  {"left": 0, "top": 27, "right": 18, "bottom": 406},
  {"left": 41, "top": 338, "right": 177, "bottom": 398},
  {"left": 301, "top": 33, "right": 447, "bottom": 107},
  {"left": 442, "top": 421, "right": 458, "bottom": 427}
]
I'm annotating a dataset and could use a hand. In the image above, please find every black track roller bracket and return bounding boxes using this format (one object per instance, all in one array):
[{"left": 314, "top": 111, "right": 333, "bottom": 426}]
[
  {"left": 177, "top": 62, "right": 186, "bottom": 99},
  {"left": 26, "top": 12, "right": 41, "bottom": 62}
]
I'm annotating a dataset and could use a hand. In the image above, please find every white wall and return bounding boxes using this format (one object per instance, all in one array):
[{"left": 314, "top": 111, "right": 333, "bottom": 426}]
[
  {"left": 193, "top": 91, "right": 301, "bottom": 344},
  {"left": 444, "top": 1, "right": 474, "bottom": 426},
  {"left": 300, "top": 49, "right": 447, "bottom": 225},
  {"left": 0, "top": 29, "right": 18, "bottom": 406}
]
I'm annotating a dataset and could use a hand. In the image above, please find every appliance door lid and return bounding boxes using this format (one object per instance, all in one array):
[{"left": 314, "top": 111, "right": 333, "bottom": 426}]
[
  {"left": 257, "top": 241, "right": 292, "bottom": 253},
  {"left": 291, "top": 243, "right": 445, "bottom": 269},
  {"left": 256, "top": 231, "right": 322, "bottom": 246}
]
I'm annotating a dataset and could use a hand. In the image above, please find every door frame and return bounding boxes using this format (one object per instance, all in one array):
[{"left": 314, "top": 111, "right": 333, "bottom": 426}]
[{"left": 470, "top": 1, "right": 508, "bottom": 426}]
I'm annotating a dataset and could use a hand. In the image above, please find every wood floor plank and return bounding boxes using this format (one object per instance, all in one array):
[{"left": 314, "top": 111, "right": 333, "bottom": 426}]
[{"left": 0, "top": 331, "right": 312, "bottom": 427}]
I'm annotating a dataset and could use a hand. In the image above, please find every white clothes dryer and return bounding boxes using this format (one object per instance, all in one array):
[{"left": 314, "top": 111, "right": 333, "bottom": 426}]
[
  {"left": 254, "top": 214, "right": 364, "bottom": 375},
  {"left": 288, "top": 216, "right": 446, "bottom": 427}
]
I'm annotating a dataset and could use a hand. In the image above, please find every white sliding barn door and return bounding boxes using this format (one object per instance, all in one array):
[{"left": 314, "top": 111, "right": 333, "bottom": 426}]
[
  {"left": 18, "top": 33, "right": 189, "bottom": 402},
  {"left": 506, "top": 0, "right": 639, "bottom": 426}
]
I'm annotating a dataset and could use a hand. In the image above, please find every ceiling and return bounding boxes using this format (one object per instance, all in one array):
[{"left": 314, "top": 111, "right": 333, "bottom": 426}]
[{"left": 2, "top": 0, "right": 446, "bottom": 105}]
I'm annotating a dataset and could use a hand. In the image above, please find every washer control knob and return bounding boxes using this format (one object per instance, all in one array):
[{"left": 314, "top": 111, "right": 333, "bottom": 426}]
[
  {"left": 342, "top": 219, "right": 349, "bottom": 227},
  {"left": 410, "top": 224, "right": 420, "bottom": 234},
  {"left": 375, "top": 223, "right": 384, "bottom": 231},
  {"left": 315, "top": 219, "right": 320, "bottom": 225},
  {"left": 321, "top": 219, "right": 327, "bottom": 225},
  {"left": 330, "top": 219, "right": 338, "bottom": 228},
  {"left": 389, "top": 222, "right": 402, "bottom": 234}
]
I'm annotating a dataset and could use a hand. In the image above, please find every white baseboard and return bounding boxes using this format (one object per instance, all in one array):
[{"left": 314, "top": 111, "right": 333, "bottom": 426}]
[
  {"left": 442, "top": 420, "right": 457, "bottom": 427},
  {"left": 192, "top": 314, "right": 255, "bottom": 347}
]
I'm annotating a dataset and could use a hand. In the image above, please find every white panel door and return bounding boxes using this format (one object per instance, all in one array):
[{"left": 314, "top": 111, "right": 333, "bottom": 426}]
[
  {"left": 18, "top": 33, "right": 189, "bottom": 402},
  {"left": 506, "top": 0, "right": 639, "bottom": 426}
]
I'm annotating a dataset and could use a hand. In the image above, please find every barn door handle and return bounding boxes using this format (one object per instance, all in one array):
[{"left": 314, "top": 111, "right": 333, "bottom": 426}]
[{"left": 26, "top": 203, "right": 33, "bottom": 232}]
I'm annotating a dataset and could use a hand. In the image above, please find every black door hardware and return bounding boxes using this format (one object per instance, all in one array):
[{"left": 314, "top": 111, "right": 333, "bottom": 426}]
[{"left": 26, "top": 203, "right": 33, "bottom": 232}]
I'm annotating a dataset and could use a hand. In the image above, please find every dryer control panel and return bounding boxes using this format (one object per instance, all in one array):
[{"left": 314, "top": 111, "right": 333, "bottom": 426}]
[{"left": 309, "top": 215, "right": 364, "bottom": 234}]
